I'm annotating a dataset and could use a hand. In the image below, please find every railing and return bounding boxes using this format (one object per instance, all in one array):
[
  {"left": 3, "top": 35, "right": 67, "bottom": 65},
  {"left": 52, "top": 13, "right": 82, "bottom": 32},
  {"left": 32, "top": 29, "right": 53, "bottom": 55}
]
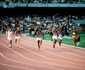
[
  {"left": 0, "top": 2, "right": 85, "bottom": 8},
  {"left": 0, "top": 0, "right": 85, "bottom": 8}
]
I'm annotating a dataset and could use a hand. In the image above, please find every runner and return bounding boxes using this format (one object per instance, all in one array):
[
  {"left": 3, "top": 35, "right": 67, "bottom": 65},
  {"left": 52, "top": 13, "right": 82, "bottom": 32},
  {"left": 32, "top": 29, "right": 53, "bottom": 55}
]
[
  {"left": 48, "top": 24, "right": 64, "bottom": 48},
  {"left": 36, "top": 28, "right": 43, "bottom": 50},
  {"left": 6, "top": 27, "right": 13, "bottom": 48},
  {"left": 15, "top": 27, "right": 21, "bottom": 48},
  {"left": 72, "top": 27, "right": 79, "bottom": 47},
  {"left": 58, "top": 28, "right": 64, "bottom": 47}
]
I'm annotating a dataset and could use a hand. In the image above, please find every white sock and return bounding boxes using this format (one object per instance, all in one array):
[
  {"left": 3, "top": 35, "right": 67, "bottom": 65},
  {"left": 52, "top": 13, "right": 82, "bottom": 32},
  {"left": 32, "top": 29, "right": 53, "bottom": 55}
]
[
  {"left": 9, "top": 45, "right": 12, "bottom": 48},
  {"left": 77, "top": 42, "right": 80, "bottom": 46}
]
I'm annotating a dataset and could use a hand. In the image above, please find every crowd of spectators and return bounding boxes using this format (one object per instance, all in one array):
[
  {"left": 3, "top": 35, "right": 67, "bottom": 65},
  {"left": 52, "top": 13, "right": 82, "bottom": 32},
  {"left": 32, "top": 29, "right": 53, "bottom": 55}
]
[
  {"left": 0, "top": 14, "right": 85, "bottom": 37},
  {"left": 0, "top": 0, "right": 85, "bottom": 4}
]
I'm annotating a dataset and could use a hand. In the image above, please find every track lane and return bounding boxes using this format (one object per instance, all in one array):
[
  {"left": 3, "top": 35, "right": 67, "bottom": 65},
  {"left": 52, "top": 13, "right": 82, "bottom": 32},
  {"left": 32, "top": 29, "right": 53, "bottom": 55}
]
[
  {"left": 0, "top": 34, "right": 85, "bottom": 70},
  {"left": 1, "top": 39, "right": 84, "bottom": 70}
]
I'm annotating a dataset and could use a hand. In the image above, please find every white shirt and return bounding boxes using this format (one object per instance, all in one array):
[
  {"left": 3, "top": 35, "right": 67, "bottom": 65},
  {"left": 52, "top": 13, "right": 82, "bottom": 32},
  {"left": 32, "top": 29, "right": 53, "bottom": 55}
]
[{"left": 7, "top": 31, "right": 13, "bottom": 38}]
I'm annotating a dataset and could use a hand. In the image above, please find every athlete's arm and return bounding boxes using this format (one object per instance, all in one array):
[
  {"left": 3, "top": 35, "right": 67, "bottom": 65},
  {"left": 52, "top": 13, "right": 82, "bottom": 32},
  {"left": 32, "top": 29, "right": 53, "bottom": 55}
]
[{"left": 56, "top": 24, "right": 64, "bottom": 31}]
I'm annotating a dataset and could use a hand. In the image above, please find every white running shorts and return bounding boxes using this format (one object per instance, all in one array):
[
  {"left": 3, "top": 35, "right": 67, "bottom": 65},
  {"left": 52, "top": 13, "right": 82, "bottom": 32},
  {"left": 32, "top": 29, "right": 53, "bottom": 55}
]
[
  {"left": 36, "top": 37, "right": 42, "bottom": 41},
  {"left": 8, "top": 37, "right": 12, "bottom": 41},
  {"left": 52, "top": 35, "right": 58, "bottom": 40},
  {"left": 15, "top": 36, "right": 20, "bottom": 39}
]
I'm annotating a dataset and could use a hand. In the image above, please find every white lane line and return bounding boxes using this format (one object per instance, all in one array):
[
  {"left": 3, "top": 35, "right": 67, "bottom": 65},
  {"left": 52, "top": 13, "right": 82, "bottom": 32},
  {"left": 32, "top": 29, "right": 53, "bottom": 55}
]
[
  {"left": 43, "top": 40, "right": 85, "bottom": 54},
  {"left": 0, "top": 53, "right": 55, "bottom": 70},
  {"left": 43, "top": 38, "right": 85, "bottom": 50},
  {"left": 1, "top": 34, "right": 85, "bottom": 53},
  {"left": 21, "top": 37, "right": 85, "bottom": 63},
  {"left": 43, "top": 42, "right": 85, "bottom": 59},
  {"left": 0, "top": 38, "right": 84, "bottom": 70},
  {"left": 0, "top": 40, "right": 65, "bottom": 70},
  {"left": 0, "top": 36, "right": 84, "bottom": 65},
  {"left": 62, "top": 44, "right": 85, "bottom": 53},
  {"left": 63, "top": 43, "right": 85, "bottom": 50},
  {"left": 0, "top": 37, "right": 84, "bottom": 67},
  {"left": 31, "top": 35, "right": 85, "bottom": 51},
  {"left": 0, "top": 54, "right": 35, "bottom": 70},
  {"left": 0, "top": 62, "right": 34, "bottom": 70},
  {"left": 0, "top": 63, "right": 32, "bottom": 70},
  {"left": 1, "top": 36, "right": 85, "bottom": 64},
  {"left": 1, "top": 35, "right": 85, "bottom": 64},
  {"left": 22, "top": 36, "right": 85, "bottom": 57},
  {"left": 43, "top": 41, "right": 85, "bottom": 58},
  {"left": 21, "top": 44, "right": 85, "bottom": 66},
  {"left": 60, "top": 47, "right": 85, "bottom": 58},
  {"left": 24, "top": 35, "right": 85, "bottom": 50},
  {"left": 19, "top": 38, "right": 85, "bottom": 65}
]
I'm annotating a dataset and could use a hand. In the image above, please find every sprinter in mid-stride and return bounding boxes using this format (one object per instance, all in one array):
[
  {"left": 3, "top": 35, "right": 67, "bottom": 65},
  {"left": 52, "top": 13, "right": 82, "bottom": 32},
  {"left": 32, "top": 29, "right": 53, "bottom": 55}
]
[
  {"left": 36, "top": 28, "right": 43, "bottom": 50},
  {"left": 48, "top": 24, "right": 64, "bottom": 49},
  {"left": 6, "top": 27, "right": 13, "bottom": 48},
  {"left": 15, "top": 27, "right": 21, "bottom": 48},
  {"left": 72, "top": 27, "right": 79, "bottom": 47},
  {"left": 58, "top": 28, "right": 64, "bottom": 47}
]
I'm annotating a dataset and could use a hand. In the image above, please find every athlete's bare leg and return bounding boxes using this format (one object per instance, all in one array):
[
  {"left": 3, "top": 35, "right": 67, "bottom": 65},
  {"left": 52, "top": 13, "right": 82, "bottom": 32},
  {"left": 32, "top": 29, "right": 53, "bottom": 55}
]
[
  {"left": 53, "top": 39, "right": 56, "bottom": 48},
  {"left": 58, "top": 39, "right": 62, "bottom": 47},
  {"left": 16, "top": 39, "right": 20, "bottom": 48},
  {"left": 37, "top": 40, "right": 40, "bottom": 50},
  {"left": 9, "top": 40, "right": 12, "bottom": 48},
  {"left": 40, "top": 40, "right": 42, "bottom": 47},
  {"left": 73, "top": 38, "right": 77, "bottom": 47}
]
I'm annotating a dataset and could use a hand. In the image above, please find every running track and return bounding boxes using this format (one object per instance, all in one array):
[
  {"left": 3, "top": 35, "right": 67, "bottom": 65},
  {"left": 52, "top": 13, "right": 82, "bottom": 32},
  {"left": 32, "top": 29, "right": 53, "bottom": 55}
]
[{"left": 0, "top": 34, "right": 85, "bottom": 70}]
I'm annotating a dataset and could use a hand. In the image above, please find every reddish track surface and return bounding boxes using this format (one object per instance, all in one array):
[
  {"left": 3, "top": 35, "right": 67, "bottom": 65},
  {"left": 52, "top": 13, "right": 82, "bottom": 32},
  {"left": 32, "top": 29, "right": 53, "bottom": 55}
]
[{"left": 0, "top": 34, "right": 85, "bottom": 70}]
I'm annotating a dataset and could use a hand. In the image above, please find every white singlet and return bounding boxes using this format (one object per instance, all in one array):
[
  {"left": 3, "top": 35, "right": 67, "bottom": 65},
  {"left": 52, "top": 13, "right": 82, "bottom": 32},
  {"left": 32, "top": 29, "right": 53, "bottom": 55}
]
[{"left": 7, "top": 31, "right": 13, "bottom": 41}]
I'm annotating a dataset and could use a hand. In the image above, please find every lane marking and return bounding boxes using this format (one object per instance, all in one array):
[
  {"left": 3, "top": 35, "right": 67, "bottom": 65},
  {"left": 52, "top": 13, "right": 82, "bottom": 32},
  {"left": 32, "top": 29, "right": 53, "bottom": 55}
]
[
  {"left": 0, "top": 42, "right": 65, "bottom": 70},
  {"left": 0, "top": 35, "right": 85, "bottom": 70},
  {"left": 21, "top": 37, "right": 85, "bottom": 63},
  {"left": 0, "top": 36, "right": 85, "bottom": 67}
]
